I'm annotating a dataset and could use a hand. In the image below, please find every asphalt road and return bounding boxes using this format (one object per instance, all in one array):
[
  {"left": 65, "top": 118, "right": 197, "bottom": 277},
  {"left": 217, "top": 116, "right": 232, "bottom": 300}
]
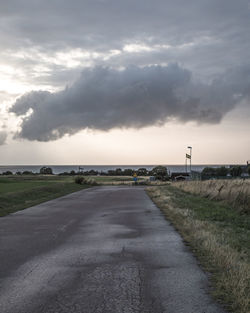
[{"left": 0, "top": 186, "right": 227, "bottom": 313}]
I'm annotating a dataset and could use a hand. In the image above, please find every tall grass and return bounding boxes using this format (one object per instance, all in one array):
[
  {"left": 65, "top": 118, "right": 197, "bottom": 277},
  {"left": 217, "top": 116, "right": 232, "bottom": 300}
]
[
  {"left": 174, "top": 179, "right": 250, "bottom": 214},
  {"left": 147, "top": 185, "right": 250, "bottom": 313}
]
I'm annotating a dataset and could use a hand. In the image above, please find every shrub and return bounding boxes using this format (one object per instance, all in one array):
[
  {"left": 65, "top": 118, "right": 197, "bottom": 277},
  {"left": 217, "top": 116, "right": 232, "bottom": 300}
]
[
  {"left": 40, "top": 167, "right": 53, "bottom": 175},
  {"left": 75, "top": 176, "right": 84, "bottom": 184},
  {"left": 22, "top": 171, "right": 34, "bottom": 175},
  {"left": 58, "top": 172, "right": 70, "bottom": 176},
  {"left": 85, "top": 178, "right": 99, "bottom": 186},
  {"left": 2, "top": 171, "right": 13, "bottom": 175},
  {"left": 74, "top": 176, "right": 99, "bottom": 186}
]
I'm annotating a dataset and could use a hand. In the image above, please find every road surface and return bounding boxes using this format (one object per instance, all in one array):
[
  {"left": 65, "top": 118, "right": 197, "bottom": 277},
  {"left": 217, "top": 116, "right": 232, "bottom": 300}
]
[{"left": 0, "top": 186, "right": 226, "bottom": 313}]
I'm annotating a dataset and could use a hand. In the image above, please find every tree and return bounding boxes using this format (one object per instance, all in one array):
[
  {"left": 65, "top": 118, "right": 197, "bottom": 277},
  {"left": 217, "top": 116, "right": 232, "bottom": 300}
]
[
  {"left": 2, "top": 171, "right": 13, "bottom": 175},
  {"left": 151, "top": 166, "right": 169, "bottom": 181},
  {"left": 88, "top": 170, "right": 98, "bottom": 176},
  {"left": 123, "top": 168, "right": 133, "bottom": 176},
  {"left": 201, "top": 167, "right": 217, "bottom": 178},
  {"left": 40, "top": 167, "right": 53, "bottom": 175},
  {"left": 215, "top": 166, "right": 228, "bottom": 177},
  {"left": 137, "top": 168, "right": 148, "bottom": 176},
  {"left": 229, "top": 166, "right": 242, "bottom": 177},
  {"left": 115, "top": 168, "right": 122, "bottom": 175}
]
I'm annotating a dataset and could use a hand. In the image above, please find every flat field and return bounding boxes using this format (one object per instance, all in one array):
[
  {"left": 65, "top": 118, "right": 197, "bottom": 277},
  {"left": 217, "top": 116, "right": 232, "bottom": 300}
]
[
  {"left": 0, "top": 174, "right": 150, "bottom": 217},
  {"left": 84, "top": 175, "right": 151, "bottom": 184},
  {"left": 0, "top": 175, "right": 89, "bottom": 217}
]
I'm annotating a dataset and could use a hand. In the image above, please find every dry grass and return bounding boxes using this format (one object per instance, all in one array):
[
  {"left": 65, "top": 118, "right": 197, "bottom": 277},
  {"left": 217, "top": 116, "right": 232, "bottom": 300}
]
[
  {"left": 174, "top": 179, "right": 250, "bottom": 214},
  {"left": 147, "top": 186, "right": 250, "bottom": 313},
  {"left": 91, "top": 176, "right": 170, "bottom": 186}
]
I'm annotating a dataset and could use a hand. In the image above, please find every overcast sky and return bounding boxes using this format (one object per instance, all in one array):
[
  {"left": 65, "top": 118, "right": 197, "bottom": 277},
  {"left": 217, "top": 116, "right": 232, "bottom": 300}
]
[{"left": 0, "top": 0, "right": 250, "bottom": 165}]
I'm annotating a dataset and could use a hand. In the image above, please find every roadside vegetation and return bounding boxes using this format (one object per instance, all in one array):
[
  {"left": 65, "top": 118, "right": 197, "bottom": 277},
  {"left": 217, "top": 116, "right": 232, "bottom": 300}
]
[
  {"left": 0, "top": 175, "right": 90, "bottom": 217},
  {"left": 0, "top": 165, "right": 170, "bottom": 217},
  {"left": 201, "top": 165, "right": 250, "bottom": 180},
  {"left": 174, "top": 179, "right": 250, "bottom": 214},
  {"left": 147, "top": 182, "right": 250, "bottom": 313}
]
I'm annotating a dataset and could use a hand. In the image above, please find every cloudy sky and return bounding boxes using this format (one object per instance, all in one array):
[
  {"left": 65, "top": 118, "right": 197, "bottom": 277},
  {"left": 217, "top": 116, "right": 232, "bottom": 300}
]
[{"left": 0, "top": 0, "right": 250, "bottom": 165}]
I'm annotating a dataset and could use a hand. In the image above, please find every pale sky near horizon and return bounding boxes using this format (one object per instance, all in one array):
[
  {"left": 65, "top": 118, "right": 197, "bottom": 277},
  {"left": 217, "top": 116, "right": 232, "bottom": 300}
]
[{"left": 0, "top": 0, "right": 250, "bottom": 165}]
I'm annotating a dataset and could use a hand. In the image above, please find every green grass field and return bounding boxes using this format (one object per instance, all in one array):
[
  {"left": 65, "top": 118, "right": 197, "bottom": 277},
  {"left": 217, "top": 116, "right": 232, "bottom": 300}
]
[
  {"left": 0, "top": 174, "right": 148, "bottom": 217},
  {"left": 0, "top": 175, "right": 90, "bottom": 217}
]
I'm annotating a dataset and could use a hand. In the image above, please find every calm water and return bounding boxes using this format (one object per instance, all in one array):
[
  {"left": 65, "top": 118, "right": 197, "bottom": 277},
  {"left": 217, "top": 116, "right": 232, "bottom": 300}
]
[{"left": 0, "top": 164, "right": 231, "bottom": 174}]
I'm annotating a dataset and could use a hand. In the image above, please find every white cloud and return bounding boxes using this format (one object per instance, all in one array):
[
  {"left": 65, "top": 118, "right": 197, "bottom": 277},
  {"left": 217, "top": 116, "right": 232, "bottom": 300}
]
[{"left": 0, "top": 131, "right": 7, "bottom": 145}]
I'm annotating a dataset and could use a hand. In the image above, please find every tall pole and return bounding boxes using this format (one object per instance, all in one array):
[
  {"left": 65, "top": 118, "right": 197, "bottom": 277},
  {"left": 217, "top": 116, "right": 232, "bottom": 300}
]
[
  {"left": 188, "top": 146, "right": 192, "bottom": 173},
  {"left": 185, "top": 156, "right": 187, "bottom": 173},
  {"left": 190, "top": 147, "right": 192, "bottom": 173}
]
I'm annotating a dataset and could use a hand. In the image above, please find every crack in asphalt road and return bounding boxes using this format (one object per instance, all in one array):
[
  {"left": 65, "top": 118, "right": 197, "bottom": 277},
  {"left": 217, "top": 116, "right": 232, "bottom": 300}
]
[{"left": 0, "top": 186, "right": 227, "bottom": 313}]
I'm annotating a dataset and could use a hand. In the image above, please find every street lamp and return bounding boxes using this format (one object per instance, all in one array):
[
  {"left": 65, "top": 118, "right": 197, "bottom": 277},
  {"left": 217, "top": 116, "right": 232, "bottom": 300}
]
[{"left": 187, "top": 146, "right": 192, "bottom": 173}]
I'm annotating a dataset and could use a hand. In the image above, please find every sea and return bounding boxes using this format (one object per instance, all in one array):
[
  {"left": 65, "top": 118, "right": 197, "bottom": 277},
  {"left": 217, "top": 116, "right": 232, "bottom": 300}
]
[{"left": 0, "top": 164, "right": 232, "bottom": 175}]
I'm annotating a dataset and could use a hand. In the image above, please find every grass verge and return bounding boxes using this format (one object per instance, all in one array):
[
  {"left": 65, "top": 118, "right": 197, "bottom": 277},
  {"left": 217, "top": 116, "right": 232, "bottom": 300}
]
[
  {"left": 174, "top": 179, "right": 250, "bottom": 215},
  {"left": 0, "top": 175, "right": 90, "bottom": 217},
  {"left": 147, "top": 184, "right": 250, "bottom": 313}
]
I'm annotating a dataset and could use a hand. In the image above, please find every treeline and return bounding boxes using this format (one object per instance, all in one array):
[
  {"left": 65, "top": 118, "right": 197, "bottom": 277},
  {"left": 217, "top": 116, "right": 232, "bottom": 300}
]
[
  {"left": 0, "top": 166, "right": 53, "bottom": 176},
  {"left": 60, "top": 166, "right": 169, "bottom": 180},
  {"left": 0, "top": 165, "right": 169, "bottom": 180},
  {"left": 60, "top": 168, "right": 146, "bottom": 176},
  {"left": 201, "top": 166, "right": 250, "bottom": 179}
]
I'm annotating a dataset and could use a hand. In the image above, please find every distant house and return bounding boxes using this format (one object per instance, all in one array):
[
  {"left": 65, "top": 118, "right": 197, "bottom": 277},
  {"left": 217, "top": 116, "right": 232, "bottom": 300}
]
[
  {"left": 170, "top": 172, "right": 190, "bottom": 181},
  {"left": 190, "top": 170, "right": 202, "bottom": 180}
]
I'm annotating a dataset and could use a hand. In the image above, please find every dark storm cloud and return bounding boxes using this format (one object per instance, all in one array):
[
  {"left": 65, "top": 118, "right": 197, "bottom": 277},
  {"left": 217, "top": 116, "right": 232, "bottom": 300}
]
[
  {"left": 1, "top": 0, "right": 250, "bottom": 79},
  {"left": 10, "top": 64, "right": 250, "bottom": 141},
  {"left": 1, "top": 0, "right": 249, "bottom": 50}
]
